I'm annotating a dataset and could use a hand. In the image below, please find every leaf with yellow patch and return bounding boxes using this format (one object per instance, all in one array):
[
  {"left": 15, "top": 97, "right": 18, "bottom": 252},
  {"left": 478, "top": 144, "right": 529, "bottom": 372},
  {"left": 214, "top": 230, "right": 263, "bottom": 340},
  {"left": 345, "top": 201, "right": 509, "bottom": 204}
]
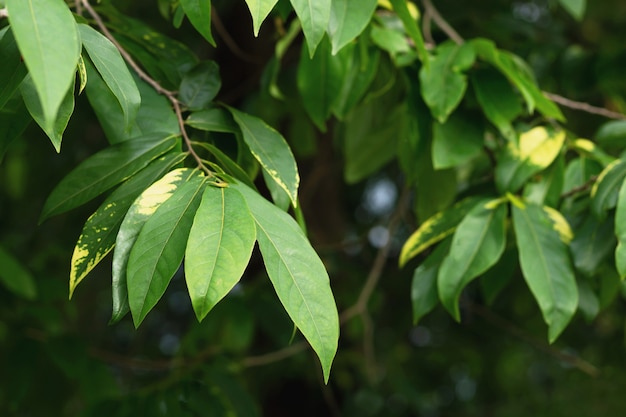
[
  {"left": 69, "top": 153, "right": 186, "bottom": 298},
  {"left": 591, "top": 159, "right": 626, "bottom": 219},
  {"left": 399, "top": 196, "right": 481, "bottom": 267},
  {"left": 110, "top": 168, "right": 197, "bottom": 323}
]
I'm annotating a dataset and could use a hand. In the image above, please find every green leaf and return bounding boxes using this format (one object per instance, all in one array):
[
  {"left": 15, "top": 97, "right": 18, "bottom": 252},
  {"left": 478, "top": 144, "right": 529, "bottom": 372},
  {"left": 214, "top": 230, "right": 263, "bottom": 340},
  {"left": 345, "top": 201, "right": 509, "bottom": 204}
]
[
  {"left": 228, "top": 106, "right": 300, "bottom": 207},
  {"left": 185, "top": 186, "right": 256, "bottom": 321},
  {"left": 471, "top": 68, "right": 522, "bottom": 140},
  {"left": 420, "top": 42, "right": 476, "bottom": 123},
  {"left": 0, "top": 246, "right": 37, "bottom": 300},
  {"left": 244, "top": 0, "right": 279, "bottom": 36},
  {"left": 69, "top": 153, "right": 186, "bottom": 298},
  {"left": 438, "top": 200, "right": 507, "bottom": 320},
  {"left": 290, "top": 0, "right": 331, "bottom": 57},
  {"left": 595, "top": 120, "right": 626, "bottom": 147},
  {"left": 77, "top": 55, "right": 87, "bottom": 95},
  {"left": 40, "top": 134, "right": 178, "bottom": 221},
  {"left": 179, "top": 61, "right": 221, "bottom": 111},
  {"left": 85, "top": 62, "right": 179, "bottom": 144},
  {"left": 388, "top": 0, "right": 428, "bottom": 64},
  {"left": 180, "top": 0, "right": 216, "bottom": 46},
  {"left": 79, "top": 24, "right": 141, "bottom": 132},
  {"left": 111, "top": 168, "right": 196, "bottom": 323},
  {"left": 590, "top": 159, "right": 626, "bottom": 218},
  {"left": 0, "top": 96, "right": 31, "bottom": 161},
  {"left": 232, "top": 182, "right": 339, "bottom": 383},
  {"left": 411, "top": 239, "right": 451, "bottom": 324},
  {"left": 577, "top": 279, "right": 599, "bottom": 322},
  {"left": 614, "top": 178, "right": 626, "bottom": 279},
  {"left": 570, "top": 138, "right": 615, "bottom": 167},
  {"left": 186, "top": 108, "right": 238, "bottom": 133},
  {"left": 400, "top": 196, "right": 482, "bottom": 267},
  {"left": 432, "top": 112, "right": 484, "bottom": 169},
  {"left": 20, "top": 75, "right": 74, "bottom": 152},
  {"left": 328, "top": 0, "right": 377, "bottom": 55},
  {"left": 558, "top": 0, "right": 586, "bottom": 20},
  {"left": 6, "top": 0, "right": 80, "bottom": 131},
  {"left": 262, "top": 168, "right": 291, "bottom": 211},
  {"left": 343, "top": 101, "right": 407, "bottom": 184},
  {"left": 512, "top": 202, "right": 578, "bottom": 343},
  {"left": 0, "top": 28, "right": 27, "bottom": 110},
  {"left": 496, "top": 126, "right": 566, "bottom": 193},
  {"left": 479, "top": 248, "right": 517, "bottom": 305},
  {"left": 523, "top": 153, "right": 565, "bottom": 208},
  {"left": 569, "top": 215, "right": 615, "bottom": 277},
  {"left": 128, "top": 173, "right": 206, "bottom": 326},
  {"left": 297, "top": 36, "right": 350, "bottom": 131},
  {"left": 331, "top": 42, "right": 380, "bottom": 119},
  {"left": 370, "top": 25, "right": 410, "bottom": 56},
  {"left": 562, "top": 157, "right": 602, "bottom": 197},
  {"left": 193, "top": 142, "right": 257, "bottom": 189},
  {"left": 471, "top": 38, "right": 564, "bottom": 121}
]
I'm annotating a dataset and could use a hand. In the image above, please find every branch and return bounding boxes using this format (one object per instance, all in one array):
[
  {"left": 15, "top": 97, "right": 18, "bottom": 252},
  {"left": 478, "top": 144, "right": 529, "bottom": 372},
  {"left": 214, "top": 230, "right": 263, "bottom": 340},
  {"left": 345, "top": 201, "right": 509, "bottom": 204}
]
[
  {"left": 421, "top": 0, "right": 464, "bottom": 45},
  {"left": 210, "top": 8, "right": 259, "bottom": 63},
  {"left": 560, "top": 175, "right": 598, "bottom": 199},
  {"left": 543, "top": 92, "right": 626, "bottom": 120},
  {"left": 79, "top": 0, "right": 212, "bottom": 177}
]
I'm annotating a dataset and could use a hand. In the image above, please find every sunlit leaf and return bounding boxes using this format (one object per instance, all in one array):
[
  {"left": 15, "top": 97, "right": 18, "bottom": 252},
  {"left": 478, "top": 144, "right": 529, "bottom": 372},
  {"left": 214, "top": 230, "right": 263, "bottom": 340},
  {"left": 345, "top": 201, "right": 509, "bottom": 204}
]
[
  {"left": 400, "top": 196, "right": 482, "bottom": 267},
  {"left": 244, "top": 0, "right": 279, "bottom": 36},
  {"left": 128, "top": 173, "right": 206, "bottom": 326},
  {"left": 420, "top": 41, "right": 475, "bottom": 123},
  {"left": 41, "top": 134, "right": 178, "bottom": 221},
  {"left": 571, "top": 138, "right": 615, "bottom": 167},
  {"left": 69, "top": 153, "right": 186, "bottom": 298},
  {"left": 523, "top": 154, "right": 565, "bottom": 208},
  {"left": 558, "top": 0, "right": 586, "bottom": 20},
  {"left": 232, "top": 182, "right": 339, "bottom": 383},
  {"left": 79, "top": 24, "right": 141, "bottom": 133},
  {"left": 614, "top": 177, "right": 626, "bottom": 279},
  {"left": 438, "top": 200, "right": 507, "bottom": 320},
  {"left": 185, "top": 186, "right": 256, "bottom": 320},
  {"left": 388, "top": 0, "right": 428, "bottom": 64},
  {"left": 590, "top": 159, "right": 626, "bottom": 218},
  {"left": 512, "top": 202, "right": 578, "bottom": 343},
  {"left": 6, "top": 0, "right": 80, "bottom": 131},
  {"left": 328, "top": 0, "right": 377, "bottom": 55},
  {"left": 111, "top": 168, "right": 196, "bottom": 323},
  {"left": 290, "top": 0, "right": 331, "bottom": 56},
  {"left": 180, "top": 0, "right": 216, "bottom": 46},
  {"left": 228, "top": 106, "right": 299, "bottom": 206}
]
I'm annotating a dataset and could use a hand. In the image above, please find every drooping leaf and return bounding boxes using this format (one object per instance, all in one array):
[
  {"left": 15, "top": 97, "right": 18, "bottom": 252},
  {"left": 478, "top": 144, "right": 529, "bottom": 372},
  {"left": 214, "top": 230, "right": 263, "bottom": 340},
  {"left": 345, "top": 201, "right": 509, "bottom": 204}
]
[
  {"left": 85, "top": 61, "right": 179, "bottom": 144},
  {"left": 232, "top": 182, "right": 339, "bottom": 383},
  {"left": 411, "top": 239, "right": 451, "bottom": 324},
  {"left": 185, "top": 186, "right": 256, "bottom": 321},
  {"left": 438, "top": 200, "right": 507, "bottom": 320},
  {"left": 569, "top": 215, "right": 615, "bottom": 277},
  {"left": 472, "top": 38, "right": 564, "bottom": 121},
  {"left": 558, "top": 0, "right": 586, "bottom": 20},
  {"left": 69, "top": 153, "right": 186, "bottom": 298},
  {"left": 0, "top": 246, "right": 37, "bottom": 300},
  {"left": 523, "top": 153, "right": 565, "bottom": 208},
  {"left": 577, "top": 278, "right": 599, "bottom": 322},
  {"left": 400, "top": 196, "right": 482, "bottom": 267},
  {"left": 186, "top": 108, "right": 238, "bottom": 133},
  {"left": 244, "top": 0, "right": 279, "bottom": 36},
  {"left": 512, "top": 202, "right": 578, "bottom": 343},
  {"left": 388, "top": 0, "right": 428, "bottom": 64},
  {"left": 290, "top": 0, "right": 332, "bottom": 57},
  {"left": 180, "top": 0, "right": 216, "bottom": 46},
  {"left": 420, "top": 41, "right": 476, "bottom": 123},
  {"left": 0, "top": 28, "right": 27, "bottom": 110},
  {"left": 41, "top": 134, "right": 178, "bottom": 221},
  {"left": 471, "top": 68, "right": 522, "bottom": 140},
  {"left": 6, "top": 0, "right": 81, "bottom": 131},
  {"left": 111, "top": 168, "right": 196, "bottom": 323},
  {"left": 343, "top": 101, "right": 408, "bottom": 184},
  {"left": 496, "top": 126, "right": 566, "bottom": 193},
  {"left": 297, "top": 36, "right": 350, "bottom": 131},
  {"left": 20, "top": 75, "right": 74, "bottom": 152},
  {"left": 79, "top": 24, "right": 141, "bottom": 133},
  {"left": 228, "top": 106, "right": 300, "bottom": 206},
  {"left": 327, "top": 0, "right": 377, "bottom": 55},
  {"left": 262, "top": 168, "right": 291, "bottom": 211},
  {"left": 432, "top": 112, "right": 484, "bottom": 169},
  {"left": 127, "top": 173, "right": 206, "bottom": 326},
  {"left": 571, "top": 138, "right": 615, "bottom": 167},
  {"left": 179, "top": 60, "right": 221, "bottom": 111},
  {"left": 590, "top": 159, "right": 626, "bottom": 218}
]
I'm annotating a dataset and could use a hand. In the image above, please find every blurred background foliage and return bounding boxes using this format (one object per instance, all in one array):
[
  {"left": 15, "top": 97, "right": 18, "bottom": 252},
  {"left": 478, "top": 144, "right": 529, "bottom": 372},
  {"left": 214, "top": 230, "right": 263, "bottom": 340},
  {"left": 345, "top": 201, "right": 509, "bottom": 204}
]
[{"left": 2, "top": 0, "right": 626, "bottom": 415}]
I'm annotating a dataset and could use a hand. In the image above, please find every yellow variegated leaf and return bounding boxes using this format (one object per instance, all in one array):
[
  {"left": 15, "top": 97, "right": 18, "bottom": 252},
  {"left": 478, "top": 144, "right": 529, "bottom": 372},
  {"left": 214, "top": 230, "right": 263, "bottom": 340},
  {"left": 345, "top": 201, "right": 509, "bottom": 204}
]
[{"left": 543, "top": 206, "right": 573, "bottom": 244}]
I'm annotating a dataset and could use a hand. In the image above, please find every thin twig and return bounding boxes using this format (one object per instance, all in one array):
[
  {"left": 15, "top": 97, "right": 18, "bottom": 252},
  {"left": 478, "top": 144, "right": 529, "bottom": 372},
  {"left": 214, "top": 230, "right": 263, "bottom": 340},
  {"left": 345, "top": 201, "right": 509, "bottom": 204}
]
[
  {"left": 210, "top": 8, "right": 259, "bottom": 63},
  {"left": 241, "top": 341, "right": 308, "bottom": 367},
  {"left": 421, "top": 0, "right": 464, "bottom": 45},
  {"left": 422, "top": 7, "right": 435, "bottom": 46},
  {"left": 468, "top": 302, "right": 601, "bottom": 377},
  {"left": 543, "top": 92, "right": 626, "bottom": 120},
  {"left": 560, "top": 175, "right": 598, "bottom": 199},
  {"left": 80, "top": 0, "right": 212, "bottom": 176}
]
